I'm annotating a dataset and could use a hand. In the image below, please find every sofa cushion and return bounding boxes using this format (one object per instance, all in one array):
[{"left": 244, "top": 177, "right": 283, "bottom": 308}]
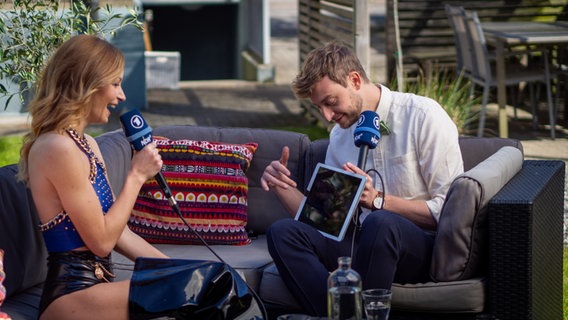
[
  {"left": 0, "top": 249, "right": 8, "bottom": 319},
  {"left": 260, "top": 263, "right": 302, "bottom": 309},
  {"left": 0, "top": 284, "right": 43, "bottom": 320},
  {"left": 130, "top": 137, "right": 258, "bottom": 245},
  {"left": 431, "top": 146, "right": 523, "bottom": 281},
  {"left": 391, "top": 278, "right": 486, "bottom": 313},
  {"left": 112, "top": 235, "right": 272, "bottom": 293},
  {"left": 0, "top": 165, "right": 47, "bottom": 299},
  {"left": 97, "top": 126, "right": 313, "bottom": 234},
  {"left": 260, "top": 265, "right": 486, "bottom": 313}
]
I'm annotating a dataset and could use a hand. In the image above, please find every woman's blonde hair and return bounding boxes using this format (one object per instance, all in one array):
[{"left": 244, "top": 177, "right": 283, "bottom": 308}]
[
  {"left": 291, "top": 40, "right": 370, "bottom": 99},
  {"left": 17, "top": 34, "right": 124, "bottom": 182}
]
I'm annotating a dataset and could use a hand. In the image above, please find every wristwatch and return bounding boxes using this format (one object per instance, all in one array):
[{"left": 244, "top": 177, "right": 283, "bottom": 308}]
[{"left": 372, "top": 191, "right": 384, "bottom": 210}]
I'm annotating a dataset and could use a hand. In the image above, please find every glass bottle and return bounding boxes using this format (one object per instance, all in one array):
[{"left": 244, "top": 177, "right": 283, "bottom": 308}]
[{"left": 327, "top": 256, "right": 362, "bottom": 320}]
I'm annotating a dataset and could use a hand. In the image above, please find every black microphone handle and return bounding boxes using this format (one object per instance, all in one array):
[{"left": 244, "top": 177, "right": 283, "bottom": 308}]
[
  {"left": 357, "top": 145, "right": 369, "bottom": 171},
  {"left": 155, "top": 172, "right": 172, "bottom": 198},
  {"left": 154, "top": 172, "right": 177, "bottom": 207}
]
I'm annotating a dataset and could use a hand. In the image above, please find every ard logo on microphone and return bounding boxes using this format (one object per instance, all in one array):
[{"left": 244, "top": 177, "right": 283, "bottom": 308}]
[
  {"left": 132, "top": 115, "right": 152, "bottom": 147},
  {"left": 357, "top": 115, "right": 366, "bottom": 127},
  {"left": 373, "top": 116, "right": 380, "bottom": 129},
  {"left": 130, "top": 114, "right": 145, "bottom": 129}
]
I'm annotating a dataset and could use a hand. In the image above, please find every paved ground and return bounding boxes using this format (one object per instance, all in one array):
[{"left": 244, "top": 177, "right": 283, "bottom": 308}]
[
  {"left": 0, "top": 0, "right": 566, "bottom": 240},
  {"left": 1, "top": 0, "right": 567, "bottom": 161}
]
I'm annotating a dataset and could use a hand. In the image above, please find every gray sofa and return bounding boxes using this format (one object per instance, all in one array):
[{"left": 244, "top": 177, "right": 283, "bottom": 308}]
[{"left": 0, "top": 125, "right": 565, "bottom": 320}]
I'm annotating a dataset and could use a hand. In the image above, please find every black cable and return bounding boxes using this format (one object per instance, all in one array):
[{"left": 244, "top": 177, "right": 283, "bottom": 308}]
[
  {"left": 350, "top": 168, "right": 386, "bottom": 259},
  {"left": 169, "top": 202, "right": 227, "bottom": 264}
]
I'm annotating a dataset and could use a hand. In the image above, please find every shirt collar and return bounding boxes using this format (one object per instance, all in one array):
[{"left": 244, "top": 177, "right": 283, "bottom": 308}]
[{"left": 375, "top": 84, "right": 392, "bottom": 122}]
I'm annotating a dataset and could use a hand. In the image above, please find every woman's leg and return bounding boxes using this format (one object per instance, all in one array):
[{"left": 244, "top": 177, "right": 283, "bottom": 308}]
[{"left": 40, "top": 280, "right": 130, "bottom": 320}]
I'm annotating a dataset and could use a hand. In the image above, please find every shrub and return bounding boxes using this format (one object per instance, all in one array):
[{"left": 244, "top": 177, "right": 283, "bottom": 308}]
[
  {"left": 393, "top": 69, "right": 479, "bottom": 135},
  {"left": 0, "top": 0, "right": 142, "bottom": 109}
]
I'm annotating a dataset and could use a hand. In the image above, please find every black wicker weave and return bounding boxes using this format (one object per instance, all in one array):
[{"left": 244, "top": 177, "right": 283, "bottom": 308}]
[
  {"left": 390, "top": 160, "right": 565, "bottom": 320},
  {"left": 488, "top": 160, "right": 565, "bottom": 320}
]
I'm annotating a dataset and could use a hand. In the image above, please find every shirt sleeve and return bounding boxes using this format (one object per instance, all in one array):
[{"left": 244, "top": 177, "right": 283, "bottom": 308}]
[{"left": 416, "top": 99, "right": 464, "bottom": 222}]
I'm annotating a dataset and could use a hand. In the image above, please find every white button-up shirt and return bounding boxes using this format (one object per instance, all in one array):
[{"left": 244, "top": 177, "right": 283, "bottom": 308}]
[{"left": 325, "top": 85, "right": 464, "bottom": 224}]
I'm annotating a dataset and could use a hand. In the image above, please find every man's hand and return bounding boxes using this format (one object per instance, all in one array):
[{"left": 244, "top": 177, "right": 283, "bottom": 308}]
[
  {"left": 261, "top": 146, "right": 298, "bottom": 191},
  {"left": 343, "top": 162, "right": 377, "bottom": 209}
]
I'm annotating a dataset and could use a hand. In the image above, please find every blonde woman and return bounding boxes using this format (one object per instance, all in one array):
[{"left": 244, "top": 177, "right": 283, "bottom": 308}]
[{"left": 18, "top": 34, "right": 168, "bottom": 320}]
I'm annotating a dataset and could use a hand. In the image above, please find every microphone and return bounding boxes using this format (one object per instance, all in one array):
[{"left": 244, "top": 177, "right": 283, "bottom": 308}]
[
  {"left": 119, "top": 109, "right": 177, "bottom": 208},
  {"left": 353, "top": 110, "right": 381, "bottom": 171}
]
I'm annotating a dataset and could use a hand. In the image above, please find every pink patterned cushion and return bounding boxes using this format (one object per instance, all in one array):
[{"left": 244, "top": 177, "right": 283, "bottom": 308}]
[
  {"left": 0, "top": 249, "right": 11, "bottom": 320},
  {"left": 129, "top": 137, "right": 258, "bottom": 245}
]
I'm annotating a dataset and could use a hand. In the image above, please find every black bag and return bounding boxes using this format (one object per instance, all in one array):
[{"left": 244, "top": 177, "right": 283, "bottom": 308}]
[{"left": 129, "top": 257, "right": 267, "bottom": 320}]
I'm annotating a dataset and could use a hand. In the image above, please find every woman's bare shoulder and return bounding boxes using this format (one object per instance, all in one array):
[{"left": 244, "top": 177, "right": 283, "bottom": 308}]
[{"left": 31, "top": 132, "right": 75, "bottom": 155}]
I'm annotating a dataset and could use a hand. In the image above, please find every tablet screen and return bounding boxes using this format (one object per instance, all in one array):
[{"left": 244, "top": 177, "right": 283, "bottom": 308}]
[{"left": 294, "top": 163, "right": 366, "bottom": 241}]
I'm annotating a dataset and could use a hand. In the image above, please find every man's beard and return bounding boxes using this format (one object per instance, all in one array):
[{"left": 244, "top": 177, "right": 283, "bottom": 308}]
[{"left": 338, "top": 91, "right": 364, "bottom": 129}]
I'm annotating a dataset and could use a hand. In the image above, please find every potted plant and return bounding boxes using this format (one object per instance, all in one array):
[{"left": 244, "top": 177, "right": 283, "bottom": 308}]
[
  {"left": 0, "top": 0, "right": 142, "bottom": 111},
  {"left": 396, "top": 69, "right": 479, "bottom": 135}
]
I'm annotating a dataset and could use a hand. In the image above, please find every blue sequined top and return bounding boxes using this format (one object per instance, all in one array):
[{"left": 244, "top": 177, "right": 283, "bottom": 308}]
[{"left": 39, "top": 129, "right": 114, "bottom": 253}]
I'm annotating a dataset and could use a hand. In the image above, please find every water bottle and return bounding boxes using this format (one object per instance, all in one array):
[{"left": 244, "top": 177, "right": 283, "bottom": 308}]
[{"left": 327, "top": 256, "right": 362, "bottom": 320}]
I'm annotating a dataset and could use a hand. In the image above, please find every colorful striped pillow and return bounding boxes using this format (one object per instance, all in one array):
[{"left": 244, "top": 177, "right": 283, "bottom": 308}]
[
  {"left": 130, "top": 137, "right": 258, "bottom": 245},
  {"left": 0, "top": 249, "right": 10, "bottom": 320}
]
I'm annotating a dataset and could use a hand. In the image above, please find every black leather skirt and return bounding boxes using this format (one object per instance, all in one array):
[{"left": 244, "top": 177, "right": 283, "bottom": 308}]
[{"left": 39, "top": 250, "right": 114, "bottom": 316}]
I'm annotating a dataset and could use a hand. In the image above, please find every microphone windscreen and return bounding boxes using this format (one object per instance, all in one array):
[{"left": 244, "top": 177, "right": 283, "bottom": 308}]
[
  {"left": 119, "top": 109, "right": 153, "bottom": 151},
  {"left": 354, "top": 110, "right": 381, "bottom": 149}
]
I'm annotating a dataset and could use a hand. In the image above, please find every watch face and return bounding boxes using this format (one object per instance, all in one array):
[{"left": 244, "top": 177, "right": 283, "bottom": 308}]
[{"left": 373, "top": 196, "right": 383, "bottom": 210}]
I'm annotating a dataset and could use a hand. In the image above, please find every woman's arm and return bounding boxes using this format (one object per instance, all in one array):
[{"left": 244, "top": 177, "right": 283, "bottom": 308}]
[
  {"left": 115, "top": 226, "right": 168, "bottom": 260},
  {"left": 30, "top": 133, "right": 162, "bottom": 257}
]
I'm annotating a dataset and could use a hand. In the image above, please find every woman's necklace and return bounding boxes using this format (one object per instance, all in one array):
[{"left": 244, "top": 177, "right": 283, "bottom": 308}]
[{"left": 65, "top": 128, "right": 107, "bottom": 183}]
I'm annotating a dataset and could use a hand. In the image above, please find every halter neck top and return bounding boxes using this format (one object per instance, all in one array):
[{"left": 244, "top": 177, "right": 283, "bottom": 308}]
[{"left": 39, "top": 129, "right": 114, "bottom": 253}]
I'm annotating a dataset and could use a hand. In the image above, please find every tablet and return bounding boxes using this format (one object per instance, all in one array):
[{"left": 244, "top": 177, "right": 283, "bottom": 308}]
[{"left": 294, "top": 163, "right": 366, "bottom": 241}]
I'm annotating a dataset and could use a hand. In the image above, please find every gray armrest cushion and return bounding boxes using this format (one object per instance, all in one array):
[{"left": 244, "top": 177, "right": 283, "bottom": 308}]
[
  {"left": 458, "top": 136, "right": 523, "bottom": 171},
  {"left": 431, "top": 146, "right": 523, "bottom": 281}
]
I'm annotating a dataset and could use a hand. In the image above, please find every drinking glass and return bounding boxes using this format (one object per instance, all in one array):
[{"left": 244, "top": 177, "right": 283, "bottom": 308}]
[
  {"left": 276, "top": 314, "right": 314, "bottom": 320},
  {"left": 361, "top": 289, "right": 391, "bottom": 320}
]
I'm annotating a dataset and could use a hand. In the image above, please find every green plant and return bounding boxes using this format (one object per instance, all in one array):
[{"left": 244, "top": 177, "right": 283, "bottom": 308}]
[
  {"left": 0, "top": 0, "right": 142, "bottom": 110},
  {"left": 0, "top": 135, "right": 22, "bottom": 166},
  {"left": 392, "top": 70, "right": 479, "bottom": 135}
]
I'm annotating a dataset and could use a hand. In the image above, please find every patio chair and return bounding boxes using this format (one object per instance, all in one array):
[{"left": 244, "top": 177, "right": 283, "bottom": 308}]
[
  {"left": 462, "top": 9, "right": 556, "bottom": 138},
  {"left": 445, "top": 4, "right": 475, "bottom": 78},
  {"left": 446, "top": 5, "right": 525, "bottom": 125}
]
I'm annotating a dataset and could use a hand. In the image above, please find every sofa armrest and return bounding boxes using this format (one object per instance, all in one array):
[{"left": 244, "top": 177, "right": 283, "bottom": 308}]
[
  {"left": 96, "top": 129, "right": 132, "bottom": 195},
  {"left": 487, "top": 160, "right": 565, "bottom": 320},
  {"left": 458, "top": 136, "right": 524, "bottom": 171},
  {"left": 0, "top": 165, "right": 47, "bottom": 299}
]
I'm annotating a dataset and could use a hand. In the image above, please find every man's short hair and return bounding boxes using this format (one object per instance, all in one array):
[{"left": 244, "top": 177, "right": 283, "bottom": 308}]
[{"left": 291, "top": 40, "right": 369, "bottom": 99}]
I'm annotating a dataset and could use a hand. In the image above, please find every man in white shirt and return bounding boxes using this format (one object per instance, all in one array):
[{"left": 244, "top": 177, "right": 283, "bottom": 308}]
[{"left": 261, "top": 41, "right": 464, "bottom": 316}]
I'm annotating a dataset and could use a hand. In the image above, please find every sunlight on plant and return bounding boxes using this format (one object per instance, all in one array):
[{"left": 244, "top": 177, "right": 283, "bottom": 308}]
[
  {"left": 391, "top": 69, "right": 479, "bottom": 135},
  {"left": 0, "top": 135, "right": 22, "bottom": 166},
  {"left": 0, "top": 0, "right": 143, "bottom": 110}
]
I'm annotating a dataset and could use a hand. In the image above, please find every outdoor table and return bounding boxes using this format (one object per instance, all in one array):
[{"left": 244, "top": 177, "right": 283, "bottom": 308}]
[{"left": 482, "top": 21, "right": 568, "bottom": 138}]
